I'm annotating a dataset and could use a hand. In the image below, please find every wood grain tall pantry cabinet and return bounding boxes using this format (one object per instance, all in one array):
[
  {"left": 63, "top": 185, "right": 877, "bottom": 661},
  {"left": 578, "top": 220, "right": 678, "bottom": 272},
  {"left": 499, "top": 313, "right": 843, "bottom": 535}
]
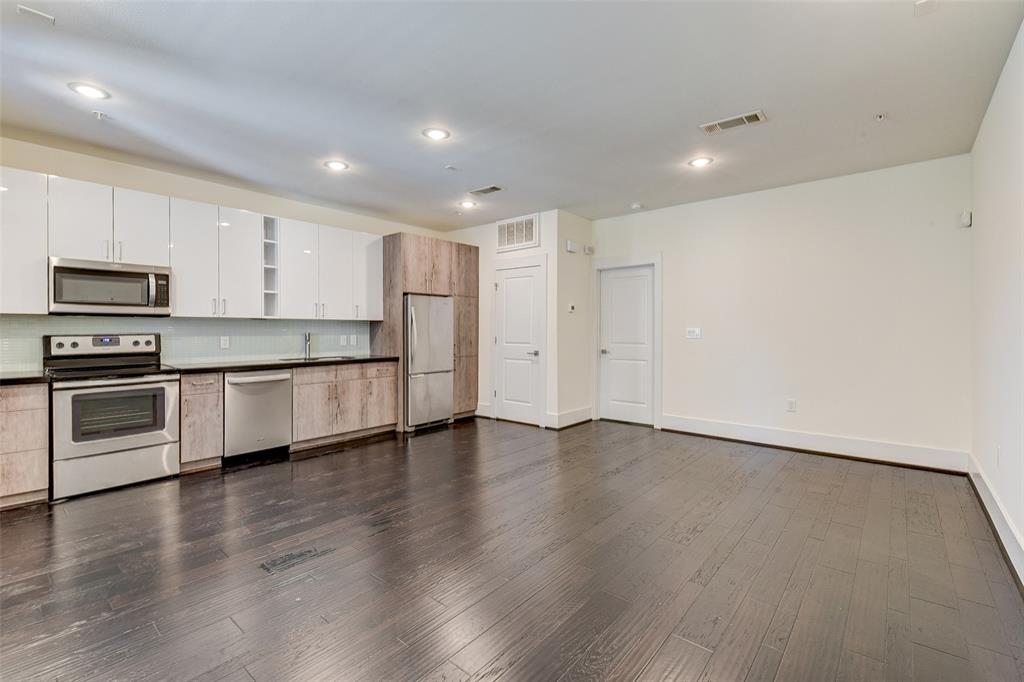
[{"left": 371, "top": 233, "right": 479, "bottom": 424}]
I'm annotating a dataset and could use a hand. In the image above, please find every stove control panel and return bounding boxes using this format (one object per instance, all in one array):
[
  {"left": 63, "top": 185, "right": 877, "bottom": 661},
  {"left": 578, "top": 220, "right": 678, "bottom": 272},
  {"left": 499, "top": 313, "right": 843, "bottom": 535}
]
[{"left": 45, "top": 334, "right": 160, "bottom": 357}]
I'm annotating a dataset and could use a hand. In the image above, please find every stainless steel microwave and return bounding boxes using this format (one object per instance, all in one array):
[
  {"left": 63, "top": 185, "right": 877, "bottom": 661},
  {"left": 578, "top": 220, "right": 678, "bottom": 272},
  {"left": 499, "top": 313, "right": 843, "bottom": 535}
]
[{"left": 49, "top": 258, "right": 171, "bottom": 316}]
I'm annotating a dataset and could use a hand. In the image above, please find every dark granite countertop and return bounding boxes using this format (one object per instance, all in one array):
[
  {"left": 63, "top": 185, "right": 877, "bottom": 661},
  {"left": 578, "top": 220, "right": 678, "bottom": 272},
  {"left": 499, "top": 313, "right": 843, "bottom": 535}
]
[
  {"left": 167, "top": 355, "right": 399, "bottom": 374},
  {"left": 0, "top": 355, "right": 399, "bottom": 385},
  {"left": 0, "top": 370, "right": 50, "bottom": 386}
]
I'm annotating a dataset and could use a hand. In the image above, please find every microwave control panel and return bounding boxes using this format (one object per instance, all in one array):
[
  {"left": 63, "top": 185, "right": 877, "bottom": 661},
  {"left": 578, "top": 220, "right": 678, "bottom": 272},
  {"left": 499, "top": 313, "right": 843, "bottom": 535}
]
[{"left": 155, "top": 275, "right": 170, "bottom": 307}]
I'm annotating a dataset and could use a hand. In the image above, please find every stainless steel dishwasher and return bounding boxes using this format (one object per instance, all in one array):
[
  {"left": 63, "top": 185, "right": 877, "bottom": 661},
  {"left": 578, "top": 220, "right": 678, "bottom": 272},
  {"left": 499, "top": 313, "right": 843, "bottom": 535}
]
[{"left": 224, "top": 369, "right": 293, "bottom": 457}]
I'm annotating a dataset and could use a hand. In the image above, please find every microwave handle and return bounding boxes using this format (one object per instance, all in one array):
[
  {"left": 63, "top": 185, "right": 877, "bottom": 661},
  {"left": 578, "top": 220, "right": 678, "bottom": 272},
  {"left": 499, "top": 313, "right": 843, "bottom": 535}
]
[{"left": 148, "top": 274, "right": 156, "bottom": 306}]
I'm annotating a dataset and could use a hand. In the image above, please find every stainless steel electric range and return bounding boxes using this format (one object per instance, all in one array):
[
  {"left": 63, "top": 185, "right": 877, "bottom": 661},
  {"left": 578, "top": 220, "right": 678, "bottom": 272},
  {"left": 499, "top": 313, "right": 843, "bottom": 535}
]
[{"left": 44, "top": 334, "right": 180, "bottom": 499}]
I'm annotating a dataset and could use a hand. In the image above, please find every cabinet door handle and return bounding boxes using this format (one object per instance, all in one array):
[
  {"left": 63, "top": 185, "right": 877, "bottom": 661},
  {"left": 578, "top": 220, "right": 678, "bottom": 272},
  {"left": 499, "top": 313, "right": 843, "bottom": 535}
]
[
  {"left": 314, "top": 302, "right": 318, "bottom": 318},
  {"left": 222, "top": 298, "right": 226, "bottom": 316},
  {"left": 118, "top": 241, "right": 124, "bottom": 261},
  {"left": 322, "top": 303, "right": 326, "bottom": 318},
  {"left": 355, "top": 304, "right": 359, "bottom": 318},
  {"left": 104, "top": 240, "right": 110, "bottom": 260},
  {"left": 212, "top": 297, "right": 217, "bottom": 315}
]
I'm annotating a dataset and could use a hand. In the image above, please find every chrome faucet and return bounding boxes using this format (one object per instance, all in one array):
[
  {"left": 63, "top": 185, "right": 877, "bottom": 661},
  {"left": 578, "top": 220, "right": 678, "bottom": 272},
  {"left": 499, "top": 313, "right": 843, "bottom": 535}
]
[{"left": 304, "top": 331, "right": 312, "bottom": 360}]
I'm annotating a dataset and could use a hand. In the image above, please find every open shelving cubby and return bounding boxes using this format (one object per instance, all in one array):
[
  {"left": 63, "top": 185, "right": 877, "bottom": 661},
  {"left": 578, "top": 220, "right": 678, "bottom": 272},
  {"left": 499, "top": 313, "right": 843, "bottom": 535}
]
[{"left": 262, "top": 216, "right": 280, "bottom": 318}]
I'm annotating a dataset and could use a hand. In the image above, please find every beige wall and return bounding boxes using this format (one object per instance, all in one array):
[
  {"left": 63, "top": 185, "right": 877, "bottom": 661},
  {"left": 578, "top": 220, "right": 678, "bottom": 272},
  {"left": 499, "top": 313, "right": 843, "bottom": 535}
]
[
  {"left": 0, "top": 135, "right": 443, "bottom": 237},
  {"left": 594, "top": 154, "right": 973, "bottom": 470},
  {"left": 555, "top": 211, "right": 595, "bottom": 423},
  {"left": 970, "top": 21, "right": 1024, "bottom": 576}
]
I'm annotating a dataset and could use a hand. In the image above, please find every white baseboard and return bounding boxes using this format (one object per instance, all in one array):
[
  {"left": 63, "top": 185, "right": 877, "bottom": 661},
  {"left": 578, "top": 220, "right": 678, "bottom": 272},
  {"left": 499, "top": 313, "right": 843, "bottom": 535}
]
[
  {"left": 660, "top": 414, "right": 968, "bottom": 472},
  {"left": 968, "top": 455, "right": 1024, "bottom": 583},
  {"left": 475, "top": 401, "right": 494, "bottom": 419},
  {"left": 545, "top": 406, "right": 593, "bottom": 429}
]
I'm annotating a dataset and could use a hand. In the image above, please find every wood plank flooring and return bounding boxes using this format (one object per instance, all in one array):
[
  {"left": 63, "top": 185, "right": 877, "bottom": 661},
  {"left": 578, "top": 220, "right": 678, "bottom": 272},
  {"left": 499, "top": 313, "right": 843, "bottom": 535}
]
[{"left": 2, "top": 419, "right": 1022, "bottom": 681}]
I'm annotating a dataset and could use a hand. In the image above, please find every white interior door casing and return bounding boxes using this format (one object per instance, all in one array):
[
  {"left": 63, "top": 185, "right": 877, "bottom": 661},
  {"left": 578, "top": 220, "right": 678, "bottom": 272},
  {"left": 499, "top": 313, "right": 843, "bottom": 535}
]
[
  {"left": 217, "top": 207, "right": 262, "bottom": 318},
  {"left": 495, "top": 262, "right": 546, "bottom": 426},
  {"left": 279, "top": 218, "right": 319, "bottom": 319},
  {"left": 598, "top": 265, "right": 654, "bottom": 425},
  {"left": 48, "top": 176, "right": 113, "bottom": 261},
  {"left": 318, "top": 225, "right": 354, "bottom": 320},
  {"left": 112, "top": 188, "right": 170, "bottom": 266},
  {"left": 0, "top": 167, "right": 48, "bottom": 314},
  {"left": 170, "top": 198, "right": 219, "bottom": 317}
]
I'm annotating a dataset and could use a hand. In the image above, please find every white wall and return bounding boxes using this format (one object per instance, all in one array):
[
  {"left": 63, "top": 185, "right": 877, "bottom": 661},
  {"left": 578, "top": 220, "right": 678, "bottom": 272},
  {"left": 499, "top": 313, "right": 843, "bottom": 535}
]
[
  {"left": 0, "top": 136, "right": 443, "bottom": 237},
  {"left": 970, "top": 22, "right": 1024, "bottom": 577},
  {"left": 450, "top": 209, "right": 593, "bottom": 426},
  {"left": 594, "top": 155, "right": 973, "bottom": 470}
]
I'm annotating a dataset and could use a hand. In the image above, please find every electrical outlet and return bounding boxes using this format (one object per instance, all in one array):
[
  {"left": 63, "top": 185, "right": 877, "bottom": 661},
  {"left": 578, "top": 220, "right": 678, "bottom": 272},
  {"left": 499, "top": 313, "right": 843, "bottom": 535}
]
[
  {"left": 219, "top": 336, "right": 230, "bottom": 350},
  {"left": 686, "top": 327, "right": 702, "bottom": 339},
  {"left": 341, "top": 335, "right": 349, "bottom": 346},
  {"left": 349, "top": 335, "right": 357, "bottom": 346},
  {"left": 786, "top": 398, "right": 797, "bottom": 413}
]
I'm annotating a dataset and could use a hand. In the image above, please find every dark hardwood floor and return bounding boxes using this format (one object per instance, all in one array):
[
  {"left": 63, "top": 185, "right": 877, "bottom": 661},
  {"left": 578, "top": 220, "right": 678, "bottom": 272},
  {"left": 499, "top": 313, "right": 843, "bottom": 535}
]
[{"left": 2, "top": 419, "right": 1022, "bottom": 681}]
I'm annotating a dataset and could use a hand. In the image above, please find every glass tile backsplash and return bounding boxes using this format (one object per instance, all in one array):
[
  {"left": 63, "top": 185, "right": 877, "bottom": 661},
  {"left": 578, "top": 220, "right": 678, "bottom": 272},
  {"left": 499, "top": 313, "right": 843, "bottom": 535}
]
[{"left": 0, "top": 315, "right": 372, "bottom": 371}]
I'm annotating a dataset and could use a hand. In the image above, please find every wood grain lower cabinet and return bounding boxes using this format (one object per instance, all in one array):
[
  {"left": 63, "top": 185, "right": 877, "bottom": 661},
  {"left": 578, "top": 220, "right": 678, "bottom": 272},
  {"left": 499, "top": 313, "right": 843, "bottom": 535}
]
[
  {"left": 180, "top": 373, "right": 224, "bottom": 467},
  {"left": 0, "top": 384, "right": 49, "bottom": 508},
  {"left": 454, "top": 355, "right": 478, "bottom": 415},
  {"left": 293, "top": 362, "right": 398, "bottom": 446}
]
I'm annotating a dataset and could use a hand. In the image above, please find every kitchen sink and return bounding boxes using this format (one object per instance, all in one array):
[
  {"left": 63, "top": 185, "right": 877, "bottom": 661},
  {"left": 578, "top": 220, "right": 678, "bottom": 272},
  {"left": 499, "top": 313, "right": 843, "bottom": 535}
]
[{"left": 280, "top": 355, "right": 357, "bottom": 362}]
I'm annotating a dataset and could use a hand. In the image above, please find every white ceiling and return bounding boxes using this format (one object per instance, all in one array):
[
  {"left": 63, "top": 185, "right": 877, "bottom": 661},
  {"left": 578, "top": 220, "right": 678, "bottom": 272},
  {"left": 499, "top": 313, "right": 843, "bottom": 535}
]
[{"left": 2, "top": 1, "right": 1022, "bottom": 231}]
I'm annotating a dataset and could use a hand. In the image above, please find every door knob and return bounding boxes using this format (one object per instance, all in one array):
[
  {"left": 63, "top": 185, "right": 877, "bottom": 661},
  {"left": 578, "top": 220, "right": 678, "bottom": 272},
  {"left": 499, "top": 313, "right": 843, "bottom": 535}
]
[
  {"left": 600, "top": 349, "right": 609, "bottom": 354},
  {"left": 527, "top": 350, "right": 540, "bottom": 357}
]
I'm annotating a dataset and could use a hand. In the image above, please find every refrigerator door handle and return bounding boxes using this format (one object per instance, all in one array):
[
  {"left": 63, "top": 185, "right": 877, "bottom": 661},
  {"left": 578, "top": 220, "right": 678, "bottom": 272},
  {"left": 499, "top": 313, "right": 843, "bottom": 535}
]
[{"left": 410, "top": 304, "right": 418, "bottom": 368}]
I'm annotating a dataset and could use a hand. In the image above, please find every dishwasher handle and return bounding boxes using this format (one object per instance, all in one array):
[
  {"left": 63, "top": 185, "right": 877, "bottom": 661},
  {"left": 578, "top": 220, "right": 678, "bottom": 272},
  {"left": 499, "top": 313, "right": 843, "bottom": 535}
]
[{"left": 226, "top": 373, "right": 292, "bottom": 385}]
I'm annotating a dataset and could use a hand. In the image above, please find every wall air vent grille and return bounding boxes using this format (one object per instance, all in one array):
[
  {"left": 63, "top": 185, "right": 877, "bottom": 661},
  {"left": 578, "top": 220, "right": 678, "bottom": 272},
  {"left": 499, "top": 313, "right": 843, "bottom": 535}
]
[
  {"left": 496, "top": 213, "right": 540, "bottom": 252},
  {"left": 470, "top": 185, "right": 503, "bottom": 196},
  {"left": 699, "top": 109, "right": 767, "bottom": 135}
]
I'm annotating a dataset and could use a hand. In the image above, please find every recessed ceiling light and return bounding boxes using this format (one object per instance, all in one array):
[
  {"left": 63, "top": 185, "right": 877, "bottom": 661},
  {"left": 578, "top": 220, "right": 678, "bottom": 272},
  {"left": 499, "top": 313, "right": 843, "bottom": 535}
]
[
  {"left": 0, "top": 187, "right": 8, "bottom": 192},
  {"left": 458, "top": 200, "right": 477, "bottom": 209},
  {"left": 688, "top": 156, "right": 714, "bottom": 168},
  {"left": 423, "top": 128, "right": 451, "bottom": 141},
  {"left": 324, "top": 160, "right": 349, "bottom": 171},
  {"left": 218, "top": 222, "right": 230, "bottom": 227},
  {"left": 630, "top": 202, "right": 644, "bottom": 210},
  {"left": 68, "top": 82, "right": 110, "bottom": 99}
]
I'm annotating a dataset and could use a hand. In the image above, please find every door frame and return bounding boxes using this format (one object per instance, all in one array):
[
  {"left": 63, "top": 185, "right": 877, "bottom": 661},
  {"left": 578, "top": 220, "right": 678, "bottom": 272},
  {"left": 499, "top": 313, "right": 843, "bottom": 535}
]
[
  {"left": 592, "top": 255, "right": 663, "bottom": 429},
  {"left": 492, "top": 254, "right": 548, "bottom": 428}
]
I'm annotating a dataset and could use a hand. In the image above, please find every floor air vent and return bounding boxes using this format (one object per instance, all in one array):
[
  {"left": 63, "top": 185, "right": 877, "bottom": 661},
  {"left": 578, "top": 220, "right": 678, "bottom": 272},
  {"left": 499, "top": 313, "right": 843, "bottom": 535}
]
[
  {"left": 700, "top": 109, "right": 767, "bottom": 134},
  {"left": 497, "top": 213, "right": 540, "bottom": 252}
]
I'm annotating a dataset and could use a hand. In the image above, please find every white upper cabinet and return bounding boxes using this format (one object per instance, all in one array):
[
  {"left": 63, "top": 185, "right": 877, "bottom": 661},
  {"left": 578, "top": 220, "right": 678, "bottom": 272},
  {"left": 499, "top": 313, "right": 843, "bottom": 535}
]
[
  {"left": 113, "top": 188, "right": 170, "bottom": 266},
  {"left": 170, "top": 198, "right": 219, "bottom": 317},
  {"left": 0, "top": 167, "right": 48, "bottom": 314},
  {"left": 217, "top": 207, "right": 262, "bottom": 318},
  {"left": 317, "top": 225, "right": 354, "bottom": 321},
  {"left": 279, "top": 218, "right": 319, "bottom": 320},
  {"left": 48, "top": 176, "right": 113, "bottom": 261},
  {"left": 353, "top": 231, "right": 383, "bottom": 320}
]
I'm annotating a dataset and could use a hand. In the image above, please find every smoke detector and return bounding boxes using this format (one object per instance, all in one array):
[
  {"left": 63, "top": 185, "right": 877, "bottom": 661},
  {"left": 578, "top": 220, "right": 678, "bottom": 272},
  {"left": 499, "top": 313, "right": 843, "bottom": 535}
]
[{"left": 699, "top": 110, "right": 767, "bottom": 135}]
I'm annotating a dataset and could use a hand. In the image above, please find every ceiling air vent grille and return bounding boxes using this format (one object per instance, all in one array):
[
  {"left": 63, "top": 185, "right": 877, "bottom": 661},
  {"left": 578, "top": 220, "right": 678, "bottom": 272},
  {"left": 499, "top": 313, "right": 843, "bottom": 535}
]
[
  {"left": 470, "top": 185, "right": 503, "bottom": 196},
  {"left": 496, "top": 213, "right": 539, "bottom": 252},
  {"left": 699, "top": 109, "right": 767, "bottom": 135}
]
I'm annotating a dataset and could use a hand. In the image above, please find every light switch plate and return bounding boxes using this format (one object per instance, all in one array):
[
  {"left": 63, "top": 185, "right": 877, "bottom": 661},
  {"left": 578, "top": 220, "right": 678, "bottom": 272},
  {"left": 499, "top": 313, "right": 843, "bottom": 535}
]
[{"left": 686, "top": 327, "right": 702, "bottom": 339}]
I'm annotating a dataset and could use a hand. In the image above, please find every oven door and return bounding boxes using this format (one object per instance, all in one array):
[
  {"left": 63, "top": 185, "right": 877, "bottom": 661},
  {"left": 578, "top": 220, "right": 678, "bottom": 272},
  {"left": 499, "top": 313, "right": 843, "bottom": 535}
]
[
  {"left": 49, "top": 257, "right": 171, "bottom": 316},
  {"left": 52, "top": 376, "right": 180, "bottom": 460}
]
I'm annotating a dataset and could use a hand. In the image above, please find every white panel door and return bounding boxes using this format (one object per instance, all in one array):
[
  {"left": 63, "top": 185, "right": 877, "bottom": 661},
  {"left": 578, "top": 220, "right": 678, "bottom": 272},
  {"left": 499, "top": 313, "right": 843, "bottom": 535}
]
[
  {"left": 113, "top": 188, "right": 169, "bottom": 266},
  {"left": 170, "top": 198, "right": 220, "bottom": 317},
  {"left": 495, "top": 264, "right": 545, "bottom": 426},
  {"left": 48, "top": 176, "right": 113, "bottom": 261},
  {"left": 0, "top": 167, "right": 48, "bottom": 314},
  {"left": 352, "top": 231, "right": 383, "bottom": 320},
  {"left": 598, "top": 266, "right": 654, "bottom": 424},
  {"left": 217, "top": 207, "right": 262, "bottom": 318},
  {"left": 317, "top": 225, "right": 354, "bottom": 320},
  {"left": 279, "top": 218, "right": 319, "bottom": 319}
]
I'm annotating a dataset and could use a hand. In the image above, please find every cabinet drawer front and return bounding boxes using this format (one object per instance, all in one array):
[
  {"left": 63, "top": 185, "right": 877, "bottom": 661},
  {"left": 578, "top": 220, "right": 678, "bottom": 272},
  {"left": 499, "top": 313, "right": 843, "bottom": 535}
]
[
  {"left": 0, "top": 384, "right": 48, "bottom": 412},
  {"left": 0, "top": 448, "right": 48, "bottom": 497},
  {"left": 364, "top": 362, "right": 397, "bottom": 379},
  {"left": 0, "top": 409, "right": 48, "bottom": 455},
  {"left": 336, "top": 364, "right": 365, "bottom": 381},
  {"left": 181, "top": 373, "right": 222, "bottom": 395},
  {"left": 294, "top": 365, "right": 338, "bottom": 385}
]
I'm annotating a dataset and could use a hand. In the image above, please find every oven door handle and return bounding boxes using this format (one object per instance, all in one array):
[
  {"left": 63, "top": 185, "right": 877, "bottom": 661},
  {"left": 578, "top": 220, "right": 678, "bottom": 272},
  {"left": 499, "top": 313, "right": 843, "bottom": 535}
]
[
  {"left": 52, "top": 374, "right": 180, "bottom": 390},
  {"left": 225, "top": 373, "right": 291, "bottom": 385}
]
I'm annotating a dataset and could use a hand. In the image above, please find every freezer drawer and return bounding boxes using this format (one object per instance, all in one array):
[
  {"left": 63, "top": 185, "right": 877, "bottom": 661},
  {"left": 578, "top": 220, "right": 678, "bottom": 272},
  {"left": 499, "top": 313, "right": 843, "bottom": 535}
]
[
  {"left": 224, "top": 370, "right": 293, "bottom": 456},
  {"left": 407, "top": 371, "right": 454, "bottom": 429}
]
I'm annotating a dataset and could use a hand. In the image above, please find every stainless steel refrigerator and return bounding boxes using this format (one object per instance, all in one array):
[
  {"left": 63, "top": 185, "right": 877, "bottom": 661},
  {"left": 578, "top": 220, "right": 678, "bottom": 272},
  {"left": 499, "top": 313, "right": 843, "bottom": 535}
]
[{"left": 405, "top": 294, "right": 454, "bottom": 430}]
